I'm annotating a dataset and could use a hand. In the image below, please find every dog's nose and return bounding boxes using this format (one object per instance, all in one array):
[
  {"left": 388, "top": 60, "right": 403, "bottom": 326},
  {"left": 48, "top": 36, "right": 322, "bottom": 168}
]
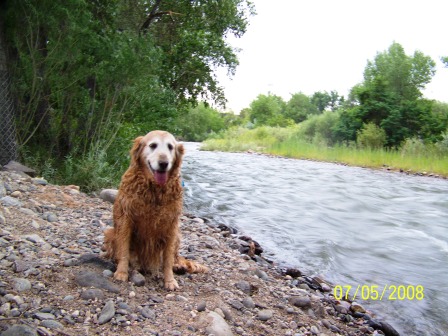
[{"left": 158, "top": 161, "right": 169, "bottom": 171}]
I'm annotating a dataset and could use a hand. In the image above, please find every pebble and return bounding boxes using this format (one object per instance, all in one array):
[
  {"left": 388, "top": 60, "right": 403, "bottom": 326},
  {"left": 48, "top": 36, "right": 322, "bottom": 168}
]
[
  {"left": 41, "top": 320, "right": 64, "bottom": 330},
  {"left": 204, "top": 311, "right": 233, "bottom": 336},
  {"left": 130, "top": 271, "right": 146, "bottom": 286},
  {"left": 80, "top": 288, "right": 105, "bottom": 300},
  {"left": 141, "top": 307, "right": 156, "bottom": 319},
  {"left": 235, "top": 280, "right": 251, "bottom": 294},
  {"left": 32, "top": 178, "right": 48, "bottom": 186},
  {"left": 12, "top": 278, "right": 31, "bottom": 292},
  {"left": 242, "top": 296, "right": 255, "bottom": 309},
  {"left": 351, "top": 302, "right": 366, "bottom": 313},
  {"left": 0, "top": 172, "right": 399, "bottom": 335},
  {"left": 99, "top": 189, "right": 118, "bottom": 203},
  {"left": 257, "top": 309, "right": 273, "bottom": 321},
  {"left": 1, "top": 196, "right": 22, "bottom": 207},
  {"left": 75, "top": 270, "right": 120, "bottom": 293},
  {"left": 290, "top": 296, "right": 311, "bottom": 308},
  {"left": 34, "top": 312, "right": 56, "bottom": 320},
  {"left": 98, "top": 300, "right": 115, "bottom": 325},
  {"left": 197, "top": 300, "right": 207, "bottom": 312},
  {"left": 310, "top": 325, "right": 320, "bottom": 334},
  {"left": 43, "top": 212, "right": 58, "bottom": 222},
  {"left": 1, "top": 324, "right": 38, "bottom": 336}
]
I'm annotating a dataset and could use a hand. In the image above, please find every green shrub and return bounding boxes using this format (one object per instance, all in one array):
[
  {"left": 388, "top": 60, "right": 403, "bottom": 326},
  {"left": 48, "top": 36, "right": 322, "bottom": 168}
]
[
  {"left": 293, "top": 111, "right": 340, "bottom": 145},
  {"left": 357, "top": 123, "right": 387, "bottom": 149},
  {"left": 400, "top": 137, "right": 427, "bottom": 156}
]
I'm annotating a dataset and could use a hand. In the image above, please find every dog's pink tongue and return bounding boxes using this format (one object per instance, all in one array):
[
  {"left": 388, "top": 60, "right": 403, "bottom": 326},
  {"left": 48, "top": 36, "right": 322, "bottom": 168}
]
[{"left": 154, "top": 171, "right": 168, "bottom": 185}]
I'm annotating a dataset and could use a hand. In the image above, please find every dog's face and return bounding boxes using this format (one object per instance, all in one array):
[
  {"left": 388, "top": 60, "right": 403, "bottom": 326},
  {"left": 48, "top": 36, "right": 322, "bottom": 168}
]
[{"left": 131, "top": 130, "right": 184, "bottom": 186}]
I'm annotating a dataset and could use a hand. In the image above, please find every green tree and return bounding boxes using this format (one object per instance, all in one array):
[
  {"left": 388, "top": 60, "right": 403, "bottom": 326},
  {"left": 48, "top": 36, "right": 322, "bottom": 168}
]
[
  {"left": 2, "top": 0, "right": 254, "bottom": 189},
  {"left": 364, "top": 42, "right": 435, "bottom": 101},
  {"left": 176, "top": 103, "right": 225, "bottom": 141},
  {"left": 311, "top": 91, "right": 331, "bottom": 113},
  {"left": 285, "top": 92, "right": 318, "bottom": 123},
  {"left": 249, "top": 94, "right": 289, "bottom": 126},
  {"left": 337, "top": 42, "right": 443, "bottom": 147},
  {"left": 136, "top": 0, "right": 255, "bottom": 106}
]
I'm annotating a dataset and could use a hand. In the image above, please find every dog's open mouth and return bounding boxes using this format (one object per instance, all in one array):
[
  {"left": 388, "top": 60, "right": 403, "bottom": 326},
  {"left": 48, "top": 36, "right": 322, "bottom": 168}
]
[{"left": 153, "top": 170, "right": 168, "bottom": 185}]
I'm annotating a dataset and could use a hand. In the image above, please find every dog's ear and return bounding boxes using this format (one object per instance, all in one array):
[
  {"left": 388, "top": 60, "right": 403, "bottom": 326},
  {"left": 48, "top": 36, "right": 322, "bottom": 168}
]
[
  {"left": 130, "top": 136, "right": 144, "bottom": 165},
  {"left": 176, "top": 142, "right": 185, "bottom": 159},
  {"left": 171, "top": 142, "right": 184, "bottom": 172}
]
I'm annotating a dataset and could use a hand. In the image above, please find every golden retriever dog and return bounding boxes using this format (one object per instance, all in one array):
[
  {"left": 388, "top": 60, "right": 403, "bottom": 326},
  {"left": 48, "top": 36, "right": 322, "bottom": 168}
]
[{"left": 103, "top": 130, "right": 207, "bottom": 290}]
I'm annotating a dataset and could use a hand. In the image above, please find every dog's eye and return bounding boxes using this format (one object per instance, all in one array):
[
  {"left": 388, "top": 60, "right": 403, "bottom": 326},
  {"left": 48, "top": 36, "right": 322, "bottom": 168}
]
[
  {"left": 149, "top": 143, "right": 157, "bottom": 149},
  {"left": 167, "top": 143, "right": 174, "bottom": 151}
]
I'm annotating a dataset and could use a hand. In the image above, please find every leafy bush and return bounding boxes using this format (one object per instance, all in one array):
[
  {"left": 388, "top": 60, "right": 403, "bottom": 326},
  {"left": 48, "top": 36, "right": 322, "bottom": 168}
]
[
  {"left": 357, "top": 123, "right": 387, "bottom": 149},
  {"left": 436, "top": 132, "right": 448, "bottom": 155},
  {"left": 294, "top": 111, "right": 340, "bottom": 145},
  {"left": 61, "top": 147, "right": 121, "bottom": 192}
]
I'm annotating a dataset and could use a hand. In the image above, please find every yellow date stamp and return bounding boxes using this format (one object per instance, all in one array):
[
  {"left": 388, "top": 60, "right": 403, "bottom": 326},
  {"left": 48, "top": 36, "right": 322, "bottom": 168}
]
[{"left": 333, "top": 284, "right": 424, "bottom": 301}]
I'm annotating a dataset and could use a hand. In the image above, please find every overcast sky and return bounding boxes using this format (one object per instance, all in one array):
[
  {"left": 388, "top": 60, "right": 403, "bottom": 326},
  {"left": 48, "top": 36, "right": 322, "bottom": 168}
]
[{"left": 217, "top": 0, "right": 448, "bottom": 113}]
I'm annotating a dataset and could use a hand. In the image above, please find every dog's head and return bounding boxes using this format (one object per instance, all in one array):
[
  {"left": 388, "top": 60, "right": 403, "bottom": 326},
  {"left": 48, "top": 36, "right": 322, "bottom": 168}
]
[{"left": 130, "top": 130, "right": 184, "bottom": 186}]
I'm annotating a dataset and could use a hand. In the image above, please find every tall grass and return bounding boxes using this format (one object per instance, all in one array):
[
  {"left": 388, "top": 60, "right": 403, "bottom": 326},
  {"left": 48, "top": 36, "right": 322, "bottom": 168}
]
[{"left": 203, "top": 126, "right": 448, "bottom": 177}]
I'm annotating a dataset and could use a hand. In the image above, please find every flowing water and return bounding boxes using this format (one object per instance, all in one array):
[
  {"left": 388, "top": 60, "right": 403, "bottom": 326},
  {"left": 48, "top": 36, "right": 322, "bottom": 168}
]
[{"left": 181, "top": 143, "right": 448, "bottom": 336}]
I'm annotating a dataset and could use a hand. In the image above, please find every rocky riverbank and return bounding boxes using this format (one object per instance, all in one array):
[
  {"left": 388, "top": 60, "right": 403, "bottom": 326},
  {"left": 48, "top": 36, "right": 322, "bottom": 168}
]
[{"left": 0, "top": 169, "right": 399, "bottom": 336}]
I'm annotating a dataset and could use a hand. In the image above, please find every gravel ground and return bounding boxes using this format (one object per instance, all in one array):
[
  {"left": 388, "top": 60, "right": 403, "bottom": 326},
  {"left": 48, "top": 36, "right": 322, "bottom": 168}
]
[{"left": 0, "top": 170, "right": 398, "bottom": 336}]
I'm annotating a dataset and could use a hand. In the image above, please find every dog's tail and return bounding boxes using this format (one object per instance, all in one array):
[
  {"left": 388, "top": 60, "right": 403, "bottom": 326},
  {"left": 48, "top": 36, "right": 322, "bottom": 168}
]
[{"left": 173, "top": 256, "right": 208, "bottom": 274}]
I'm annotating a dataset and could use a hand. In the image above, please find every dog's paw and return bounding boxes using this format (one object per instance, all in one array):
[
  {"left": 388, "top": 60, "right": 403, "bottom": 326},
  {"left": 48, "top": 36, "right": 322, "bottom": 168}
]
[
  {"left": 114, "top": 271, "right": 129, "bottom": 282},
  {"left": 164, "top": 278, "right": 179, "bottom": 291},
  {"left": 194, "top": 264, "right": 209, "bottom": 273}
]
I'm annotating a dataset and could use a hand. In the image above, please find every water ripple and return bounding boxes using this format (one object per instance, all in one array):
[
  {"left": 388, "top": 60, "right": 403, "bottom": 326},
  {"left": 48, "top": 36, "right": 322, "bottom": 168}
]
[{"left": 182, "top": 143, "right": 448, "bottom": 336}]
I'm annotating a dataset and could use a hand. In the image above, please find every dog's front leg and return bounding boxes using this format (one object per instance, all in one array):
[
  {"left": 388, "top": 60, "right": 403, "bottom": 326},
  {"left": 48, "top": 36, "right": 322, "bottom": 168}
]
[
  {"left": 114, "top": 219, "right": 132, "bottom": 282},
  {"left": 163, "top": 237, "right": 179, "bottom": 290}
]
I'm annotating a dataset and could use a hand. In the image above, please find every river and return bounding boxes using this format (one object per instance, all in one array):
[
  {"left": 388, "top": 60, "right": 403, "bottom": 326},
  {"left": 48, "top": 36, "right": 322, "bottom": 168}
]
[{"left": 181, "top": 142, "right": 448, "bottom": 336}]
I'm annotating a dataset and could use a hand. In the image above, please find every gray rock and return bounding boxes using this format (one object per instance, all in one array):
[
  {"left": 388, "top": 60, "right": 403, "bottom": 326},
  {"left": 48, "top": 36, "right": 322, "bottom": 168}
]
[
  {"left": 229, "top": 300, "right": 244, "bottom": 310},
  {"left": 379, "top": 321, "right": 400, "bottom": 336},
  {"left": 235, "top": 280, "right": 251, "bottom": 294},
  {"left": 0, "top": 213, "right": 5, "bottom": 226},
  {"left": 41, "top": 320, "right": 64, "bottom": 330},
  {"left": 321, "top": 283, "right": 331, "bottom": 292},
  {"left": 290, "top": 296, "right": 311, "bottom": 308},
  {"left": 204, "top": 311, "right": 234, "bottom": 336},
  {"left": 0, "top": 183, "right": 6, "bottom": 198},
  {"left": 99, "top": 189, "right": 118, "bottom": 204},
  {"left": 197, "top": 301, "right": 207, "bottom": 312},
  {"left": 130, "top": 271, "right": 146, "bottom": 286},
  {"left": 32, "top": 178, "right": 48, "bottom": 186},
  {"left": 34, "top": 312, "right": 56, "bottom": 320},
  {"left": 310, "top": 325, "right": 320, "bottom": 335},
  {"left": 253, "top": 269, "right": 269, "bottom": 280},
  {"left": 335, "top": 304, "right": 348, "bottom": 314},
  {"left": 74, "top": 270, "right": 120, "bottom": 293},
  {"left": 350, "top": 302, "right": 366, "bottom": 313},
  {"left": 13, "top": 260, "right": 32, "bottom": 273},
  {"left": 98, "top": 300, "right": 115, "bottom": 325},
  {"left": 43, "top": 212, "right": 58, "bottom": 222},
  {"left": 1, "top": 196, "right": 22, "bottom": 207},
  {"left": 257, "top": 309, "right": 273, "bottom": 321},
  {"left": 242, "top": 296, "right": 255, "bottom": 309},
  {"left": 81, "top": 288, "right": 105, "bottom": 300},
  {"left": 19, "top": 208, "right": 35, "bottom": 216},
  {"left": 24, "top": 234, "right": 46, "bottom": 244},
  {"left": 12, "top": 278, "right": 31, "bottom": 292},
  {"left": 141, "top": 307, "right": 156, "bottom": 319},
  {"left": 1, "top": 324, "right": 38, "bottom": 336},
  {"left": 3, "top": 161, "right": 36, "bottom": 177}
]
